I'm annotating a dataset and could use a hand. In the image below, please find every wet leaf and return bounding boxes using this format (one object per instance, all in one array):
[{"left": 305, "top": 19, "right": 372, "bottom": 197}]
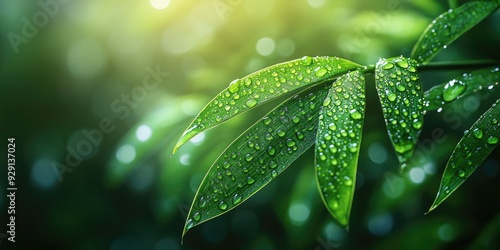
[
  {"left": 375, "top": 56, "right": 424, "bottom": 170},
  {"left": 182, "top": 84, "right": 331, "bottom": 238},
  {"left": 411, "top": 1, "right": 499, "bottom": 63},
  {"left": 173, "top": 56, "right": 362, "bottom": 153},
  {"left": 315, "top": 70, "right": 365, "bottom": 228},
  {"left": 424, "top": 66, "right": 500, "bottom": 111},
  {"left": 429, "top": 99, "right": 500, "bottom": 212}
]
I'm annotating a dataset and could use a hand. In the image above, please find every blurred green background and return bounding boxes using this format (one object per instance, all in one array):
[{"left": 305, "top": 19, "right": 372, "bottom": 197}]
[{"left": 1, "top": 0, "right": 500, "bottom": 249}]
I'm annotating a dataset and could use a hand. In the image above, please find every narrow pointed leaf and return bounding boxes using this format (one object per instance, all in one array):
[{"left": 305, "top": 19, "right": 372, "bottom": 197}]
[
  {"left": 424, "top": 66, "right": 500, "bottom": 111},
  {"left": 315, "top": 70, "right": 365, "bottom": 228},
  {"left": 429, "top": 99, "right": 500, "bottom": 212},
  {"left": 173, "top": 56, "right": 362, "bottom": 153},
  {"left": 183, "top": 84, "right": 331, "bottom": 238},
  {"left": 411, "top": 1, "right": 499, "bottom": 63},
  {"left": 375, "top": 57, "right": 424, "bottom": 169}
]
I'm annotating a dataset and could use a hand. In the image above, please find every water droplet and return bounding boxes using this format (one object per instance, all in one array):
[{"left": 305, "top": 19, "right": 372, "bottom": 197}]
[
  {"left": 323, "top": 97, "right": 331, "bottom": 107},
  {"left": 382, "top": 63, "right": 394, "bottom": 70},
  {"left": 443, "top": 79, "right": 466, "bottom": 102},
  {"left": 286, "top": 139, "right": 296, "bottom": 147},
  {"left": 487, "top": 136, "right": 498, "bottom": 145},
  {"left": 244, "top": 78, "right": 252, "bottom": 86},
  {"left": 233, "top": 194, "right": 242, "bottom": 205},
  {"left": 396, "top": 84, "right": 406, "bottom": 92},
  {"left": 458, "top": 170, "right": 465, "bottom": 178},
  {"left": 301, "top": 56, "right": 313, "bottom": 65},
  {"left": 246, "top": 99, "right": 258, "bottom": 108},
  {"left": 228, "top": 79, "right": 240, "bottom": 93},
  {"left": 472, "top": 128, "right": 483, "bottom": 139},
  {"left": 193, "top": 212, "right": 201, "bottom": 221},
  {"left": 268, "top": 146, "right": 276, "bottom": 156},
  {"left": 186, "top": 219, "right": 194, "bottom": 229},
  {"left": 277, "top": 130, "right": 286, "bottom": 137},
  {"left": 328, "top": 123, "right": 337, "bottom": 131},
  {"left": 350, "top": 109, "right": 362, "bottom": 120},
  {"left": 271, "top": 170, "right": 278, "bottom": 178},
  {"left": 218, "top": 201, "right": 228, "bottom": 210},
  {"left": 247, "top": 176, "right": 255, "bottom": 185},
  {"left": 412, "top": 120, "right": 422, "bottom": 129},
  {"left": 396, "top": 59, "right": 409, "bottom": 69},
  {"left": 315, "top": 67, "right": 328, "bottom": 77},
  {"left": 245, "top": 154, "right": 253, "bottom": 161},
  {"left": 387, "top": 92, "right": 397, "bottom": 102},
  {"left": 292, "top": 116, "right": 300, "bottom": 123},
  {"left": 344, "top": 178, "right": 353, "bottom": 187}
]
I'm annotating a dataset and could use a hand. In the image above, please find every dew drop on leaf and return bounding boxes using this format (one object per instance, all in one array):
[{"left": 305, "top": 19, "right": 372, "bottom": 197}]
[
  {"left": 233, "top": 194, "right": 242, "bottom": 205},
  {"left": 487, "top": 136, "right": 499, "bottom": 145},
  {"left": 442, "top": 79, "right": 466, "bottom": 102},
  {"left": 193, "top": 212, "right": 201, "bottom": 221},
  {"left": 218, "top": 201, "right": 228, "bottom": 210},
  {"left": 246, "top": 99, "right": 258, "bottom": 108},
  {"left": 472, "top": 128, "right": 483, "bottom": 139}
]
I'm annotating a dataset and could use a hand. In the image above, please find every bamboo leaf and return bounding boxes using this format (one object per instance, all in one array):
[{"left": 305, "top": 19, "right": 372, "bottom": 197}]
[
  {"left": 173, "top": 56, "right": 363, "bottom": 154},
  {"left": 375, "top": 56, "right": 424, "bottom": 170},
  {"left": 424, "top": 66, "right": 500, "bottom": 111},
  {"left": 182, "top": 83, "right": 331, "bottom": 238},
  {"left": 411, "top": 1, "right": 499, "bottom": 63},
  {"left": 315, "top": 70, "right": 365, "bottom": 228},
  {"left": 429, "top": 99, "right": 500, "bottom": 212}
]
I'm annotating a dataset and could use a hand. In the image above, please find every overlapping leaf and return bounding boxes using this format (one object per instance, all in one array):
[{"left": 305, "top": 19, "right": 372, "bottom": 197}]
[
  {"left": 182, "top": 84, "right": 331, "bottom": 238},
  {"left": 429, "top": 99, "right": 500, "bottom": 212},
  {"left": 375, "top": 57, "right": 424, "bottom": 169},
  {"left": 411, "top": 0, "right": 499, "bottom": 63},
  {"left": 424, "top": 66, "right": 500, "bottom": 111},
  {"left": 315, "top": 70, "right": 365, "bottom": 229},
  {"left": 173, "top": 56, "right": 362, "bottom": 153}
]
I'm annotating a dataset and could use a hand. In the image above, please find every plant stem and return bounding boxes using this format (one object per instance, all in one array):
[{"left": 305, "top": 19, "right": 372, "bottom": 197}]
[{"left": 363, "top": 60, "right": 500, "bottom": 74}]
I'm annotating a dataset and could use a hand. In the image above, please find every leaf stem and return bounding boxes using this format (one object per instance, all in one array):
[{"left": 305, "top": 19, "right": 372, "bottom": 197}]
[{"left": 362, "top": 60, "right": 500, "bottom": 75}]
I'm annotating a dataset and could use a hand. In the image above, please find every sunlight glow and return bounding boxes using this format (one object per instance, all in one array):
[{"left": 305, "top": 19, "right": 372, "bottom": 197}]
[{"left": 150, "top": 0, "right": 170, "bottom": 10}]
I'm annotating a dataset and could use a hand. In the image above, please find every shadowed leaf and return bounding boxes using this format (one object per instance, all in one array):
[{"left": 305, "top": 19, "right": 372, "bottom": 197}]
[
  {"left": 182, "top": 83, "right": 331, "bottom": 239},
  {"left": 315, "top": 70, "right": 365, "bottom": 228},
  {"left": 429, "top": 99, "right": 500, "bottom": 212},
  {"left": 375, "top": 56, "right": 424, "bottom": 170},
  {"left": 411, "top": 1, "right": 499, "bottom": 63},
  {"left": 424, "top": 66, "right": 500, "bottom": 111}
]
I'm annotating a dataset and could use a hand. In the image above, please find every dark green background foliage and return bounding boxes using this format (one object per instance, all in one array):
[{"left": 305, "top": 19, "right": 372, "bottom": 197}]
[{"left": 1, "top": 0, "right": 499, "bottom": 249}]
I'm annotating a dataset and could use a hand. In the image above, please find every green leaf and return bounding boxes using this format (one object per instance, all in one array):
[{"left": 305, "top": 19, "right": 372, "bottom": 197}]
[
  {"left": 173, "top": 56, "right": 363, "bottom": 153},
  {"left": 315, "top": 70, "right": 365, "bottom": 229},
  {"left": 429, "top": 99, "right": 500, "bottom": 212},
  {"left": 375, "top": 56, "right": 424, "bottom": 169},
  {"left": 411, "top": 1, "right": 499, "bottom": 63},
  {"left": 424, "top": 66, "right": 500, "bottom": 111},
  {"left": 182, "top": 83, "right": 331, "bottom": 238}
]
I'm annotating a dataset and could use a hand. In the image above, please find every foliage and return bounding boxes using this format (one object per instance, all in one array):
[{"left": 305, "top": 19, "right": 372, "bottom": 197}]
[{"left": 173, "top": 0, "right": 500, "bottom": 240}]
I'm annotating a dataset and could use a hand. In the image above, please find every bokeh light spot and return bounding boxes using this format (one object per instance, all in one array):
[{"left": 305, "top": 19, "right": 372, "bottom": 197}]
[
  {"left": 67, "top": 38, "right": 107, "bottom": 80},
  {"left": 409, "top": 167, "right": 425, "bottom": 184},
  {"left": 116, "top": 144, "right": 136, "bottom": 164},
  {"left": 32, "top": 158, "right": 58, "bottom": 189},
  {"left": 136, "top": 125, "right": 152, "bottom": 142},
  {"left": 288, "top": 203, "right": 310, "bottom": 225},
  {"left": 368, "top": 213, "right": 393, "bottom": 236},
  {"left": 368, "top": 142, "right": 388, "bottom": 163},
  {"left": 256, "top": 37, "right": 276, "bottom": 56}
]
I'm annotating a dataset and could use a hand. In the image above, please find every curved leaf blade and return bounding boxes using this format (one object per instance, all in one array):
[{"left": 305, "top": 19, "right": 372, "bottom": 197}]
[
  {"left": 315, "top": 70, "right": 365, "bottom": 228},
  {"left": 424, "top": 66, "right": 500, "bottom": 111},
  {"left": 375, "top": 57, "right": 424, "bottom": 169},
  {"left": 429, "top": 99, "right": 500, "bottom": 212},
  {"left": 182, "top": 84, "right": 331, "bottom": 238},
  {"left": 173, "top": 56, "right": 363, "bottom": 153},
  {"left": 411, "top": 1, "right": 499, "bottom": 63}
]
